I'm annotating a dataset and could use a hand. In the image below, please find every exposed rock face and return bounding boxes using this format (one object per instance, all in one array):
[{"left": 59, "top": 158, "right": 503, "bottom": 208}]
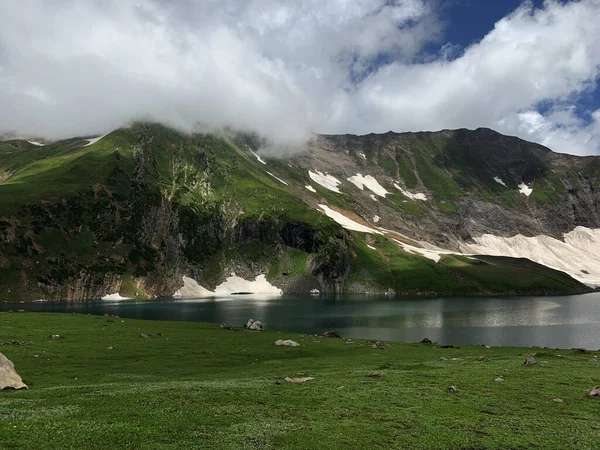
[
  {"left": 0, "top": 123, "right": 598, "bottom": 300},
  {"left": 0, "top": 353, "right": 27, "bottom": 390}
]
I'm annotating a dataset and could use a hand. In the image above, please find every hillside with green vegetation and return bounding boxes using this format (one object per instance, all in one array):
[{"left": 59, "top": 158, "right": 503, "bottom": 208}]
[
  {"left": 1, "top": 313, "right": 600, "bottom": 449},
  {"left": 0, "top": 123, "right": 596, "bottom": 300}
]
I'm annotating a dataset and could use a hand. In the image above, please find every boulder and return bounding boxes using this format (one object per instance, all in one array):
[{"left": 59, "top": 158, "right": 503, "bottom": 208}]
[
  {"left": 285, "top": 377, "right": 313, "bottom": 383},
  {"left": 588, "top": 386, "right": 600, "bottom": 397},
  {"left": 246, "top": 319, "right": 264, "bottom": 331},
  {"left": 420, "top": 338, "right": 433, "bottom": 344},
  {"left": 523, "top": 357, "right": 537, "bottom": 365},
  {"left": 0, "top": 353, "right": 27, "bottom": 390},
  {"left": 275, "top": 340, "right": 300, "bottom": 347},
  {"left": 323, "top": 331, "right": 341, "bottom": 338},
  {"left": 447, "top": 385, "right": 457, "bottom": 393}
]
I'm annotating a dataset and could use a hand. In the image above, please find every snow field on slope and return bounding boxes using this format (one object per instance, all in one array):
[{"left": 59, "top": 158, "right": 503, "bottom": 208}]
[
  {"left": 393, "top": 183, "right": 427, "bottom": 201},
  {"left": 460, "top": 227, "right": 600, "bottom": 287},
  {"left": 347, "top": 174, "right": 389, "bottom": 197},
  {"left": 309, "top": 170, "right": 341, "bottom": 193},
  {"left": 317, "top": 204, "right": 383, "bottom": 234}
]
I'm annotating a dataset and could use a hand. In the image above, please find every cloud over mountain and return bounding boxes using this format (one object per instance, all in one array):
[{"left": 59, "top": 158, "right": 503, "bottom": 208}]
[{"left": 1, "top": 0, "right": 599, "bottom": 154}]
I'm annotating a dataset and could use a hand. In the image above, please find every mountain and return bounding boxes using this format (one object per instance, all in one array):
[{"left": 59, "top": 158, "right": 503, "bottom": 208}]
[{"left": 0, "top": 123, "right": 597, "bottom": 301}]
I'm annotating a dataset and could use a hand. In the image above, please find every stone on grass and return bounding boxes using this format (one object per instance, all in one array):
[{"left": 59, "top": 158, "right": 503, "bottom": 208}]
[
  {"left": 275, "top": 340, "right": 300, "bottom": 347},
  {"left": 553, "top": 398, "right": 564, "bottom": 403},
  {"left": 367, "top": 371, "right": 384, "bottom": 379},
  {"left": 345, "top": 339, "right": 355, "bottom": 345},
  {"left": 285, "top": 377, "right": 314, "bottom": 383},
  {"left": 447, "top": 385, "right": 457, "bottom": 393},
  {"left": 420, "top": 338, "right": 433, "bottom": 344},
  {"left": 323, "top": 331, "right": 341, "bottom": 338},
  {"left": 139, "top": 333, "right": 151, "bottom": 339},
  {"left": 523, "top": 357, "right": 537, "bottom": 365},
  {"left": 246, "top": 319, "right": 264, "bottom": 331},
  {"left": 588, "top": 386, "right": 600, "bottom": 397},
  {"left": 370, "top": 340, "right": 388, "bottom": 349},
  {"left": 494, "top": 377, "right": 505, "bottom": 382},
  {"left": 0, "top": 353, "right": 27, "bottom": 390},
  {"left": 51, "top": 335, "right": 62, "bottom": 340}
]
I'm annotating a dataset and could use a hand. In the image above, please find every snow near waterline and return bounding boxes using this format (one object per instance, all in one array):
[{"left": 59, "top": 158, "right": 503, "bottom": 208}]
[
  {"left": 347, "top": 174, "right": 389, "bottom": 197},
  {"left": 459, "top": 227, "right": 600, "bottom": 287},
  {"left": 214, "top": 275, "right": 282, "bottom": 296},
  {"left": 309, "top": 170, "right": 341, "bottom": 193},
  {"left": 174, "top": 276, "right": 214, "bottom": 298},
  {"left": 493, "top": 177, "right": 507, "bottom": 187},
  {"left": 518, "top": 183, "right": 532, "bottom": 196},
  {"left": 173, "top": 275, "right": 282, "bottom": 298},
  {"left": 267, "top": 172, "right": 288, "bottom": 185},
  {"left": 393, "top": 183, "right": 427, "bottom": 201},
  {"left": 84, "top": 134, "right": 108, "bottom": 147},
  {"left": 101, "top": 293, "right": 129, "bottom": 300},
  {"left": 318, "top": 204, "right": 383, "bottom": 234},
  {"left": 305, "top": 185, "right": 317, "bottom": 193}
]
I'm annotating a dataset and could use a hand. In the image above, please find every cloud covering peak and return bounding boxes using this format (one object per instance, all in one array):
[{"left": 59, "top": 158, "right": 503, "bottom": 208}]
[{"left": 1, "top": 0, "right": 600, "bottom": 154}]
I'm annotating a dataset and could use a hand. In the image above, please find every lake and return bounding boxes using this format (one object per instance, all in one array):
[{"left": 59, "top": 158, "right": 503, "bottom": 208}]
[{"left": 3, "top": 293, "right": 600, "bottom": 349}]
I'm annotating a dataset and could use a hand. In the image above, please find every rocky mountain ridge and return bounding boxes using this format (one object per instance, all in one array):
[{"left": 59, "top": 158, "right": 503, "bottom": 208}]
[{"left": 0, "top": 123, "right": 597, "bottom": 301}]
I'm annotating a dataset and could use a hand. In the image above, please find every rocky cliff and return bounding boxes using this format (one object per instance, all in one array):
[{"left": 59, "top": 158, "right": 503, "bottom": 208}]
[{"left": 0, "top": 123, "right": 596, "bottom": 300}]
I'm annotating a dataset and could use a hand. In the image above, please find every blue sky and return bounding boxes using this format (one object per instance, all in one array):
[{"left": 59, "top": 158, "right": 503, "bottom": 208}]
[{"left": 1, "top": 0, "right": 599, "bottom": 155}]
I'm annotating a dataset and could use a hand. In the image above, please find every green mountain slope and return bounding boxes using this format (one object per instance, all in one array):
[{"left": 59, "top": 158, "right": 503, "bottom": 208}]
[{"left": 0, "top": 123, "right": 592, "bottom": 300}]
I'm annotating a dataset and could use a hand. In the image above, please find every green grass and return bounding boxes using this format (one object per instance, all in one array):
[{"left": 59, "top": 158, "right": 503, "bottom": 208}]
[
  {"left": 395, "top": 149, "right": 418, "bottom": 188},
  {"left": 1, "top": 313, "right": 599, "bottom": 449}
]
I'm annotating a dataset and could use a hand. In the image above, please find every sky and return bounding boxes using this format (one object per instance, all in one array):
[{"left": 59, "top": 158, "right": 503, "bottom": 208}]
[{"left": 1, "top": 0, "right": 599, "bottom": 155}]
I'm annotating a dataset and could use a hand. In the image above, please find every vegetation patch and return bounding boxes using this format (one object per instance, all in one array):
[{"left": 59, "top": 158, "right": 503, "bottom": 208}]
[{"left": 1, "top": 313, "right": 599, "bottom": 449}]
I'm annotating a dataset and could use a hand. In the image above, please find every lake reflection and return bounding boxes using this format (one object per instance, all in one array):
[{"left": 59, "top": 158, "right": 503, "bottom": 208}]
[{"left": 3, "top": 293, "right": 600, "bottom": 349}]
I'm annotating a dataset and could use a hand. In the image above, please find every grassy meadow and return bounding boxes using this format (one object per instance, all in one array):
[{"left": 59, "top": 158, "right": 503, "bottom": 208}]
[{"left": 0, "top": 312, "right": 599, "bottom": 449}]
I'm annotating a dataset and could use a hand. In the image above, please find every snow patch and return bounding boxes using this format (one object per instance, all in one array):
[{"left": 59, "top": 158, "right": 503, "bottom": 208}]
[
  {"left": 84, "top": 134, "right": 108, "bottom": 147},
  {"left": 373, "top": 215, "right": 380, "bottom": 223},
  {"left": 370, "top": 194, "right": 378, "bottom": 202},
  {"left": 347, "top": 174, "right": 389, "bottom": 197},
  {"left": 358, "top": 152, "right": 367, "bottom": 160},
  {"left": 459, "top": 227, "right": 600, "bottom": 287},
  {"left": 518, "top": 182, "right": 533, "bottom": 196},
  {"left": 101, "top": 293, "right": 129, "bottom": 300},
  {"left": 393, "top": 183, "right": 427, "bottom": 201},
  {"left": 309, "top": 170, "right": 341, "bottom": 193},
  {"left": 318, "top": 204, "right": 383, "bottom": 234},
  {"left": 174, "top": 276, "right": 214, "bottom": 298},
  {"left": 267, "top": 172, "right": 288, "bottom": 185},
  {"left": 214, "top": 274, "right": 282, "bottom": 296},
  {"left": 249, "top": 148, "right": 267, "bottom": 164},
  {"left": 28, "top": 141, "right": 45, "bottom": 147},
  {"left": 305, "top": 185, "right": 317, "bottom": 193},
  {"left": 493, "top": 177, "right": 507, "bottom": 187},
  {"left": 393, "top": 239, "right": 457, "bottom": 263}
]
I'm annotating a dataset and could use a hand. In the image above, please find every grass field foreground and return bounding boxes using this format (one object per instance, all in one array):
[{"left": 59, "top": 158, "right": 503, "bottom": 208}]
[{"left": 0, "top": 313, "right": 599, "bottom": 449}]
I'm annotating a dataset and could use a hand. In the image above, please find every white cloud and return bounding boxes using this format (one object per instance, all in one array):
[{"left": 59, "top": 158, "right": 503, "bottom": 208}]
[{"left": 0, "top": 0, "right": 599, "bottom": 155}]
